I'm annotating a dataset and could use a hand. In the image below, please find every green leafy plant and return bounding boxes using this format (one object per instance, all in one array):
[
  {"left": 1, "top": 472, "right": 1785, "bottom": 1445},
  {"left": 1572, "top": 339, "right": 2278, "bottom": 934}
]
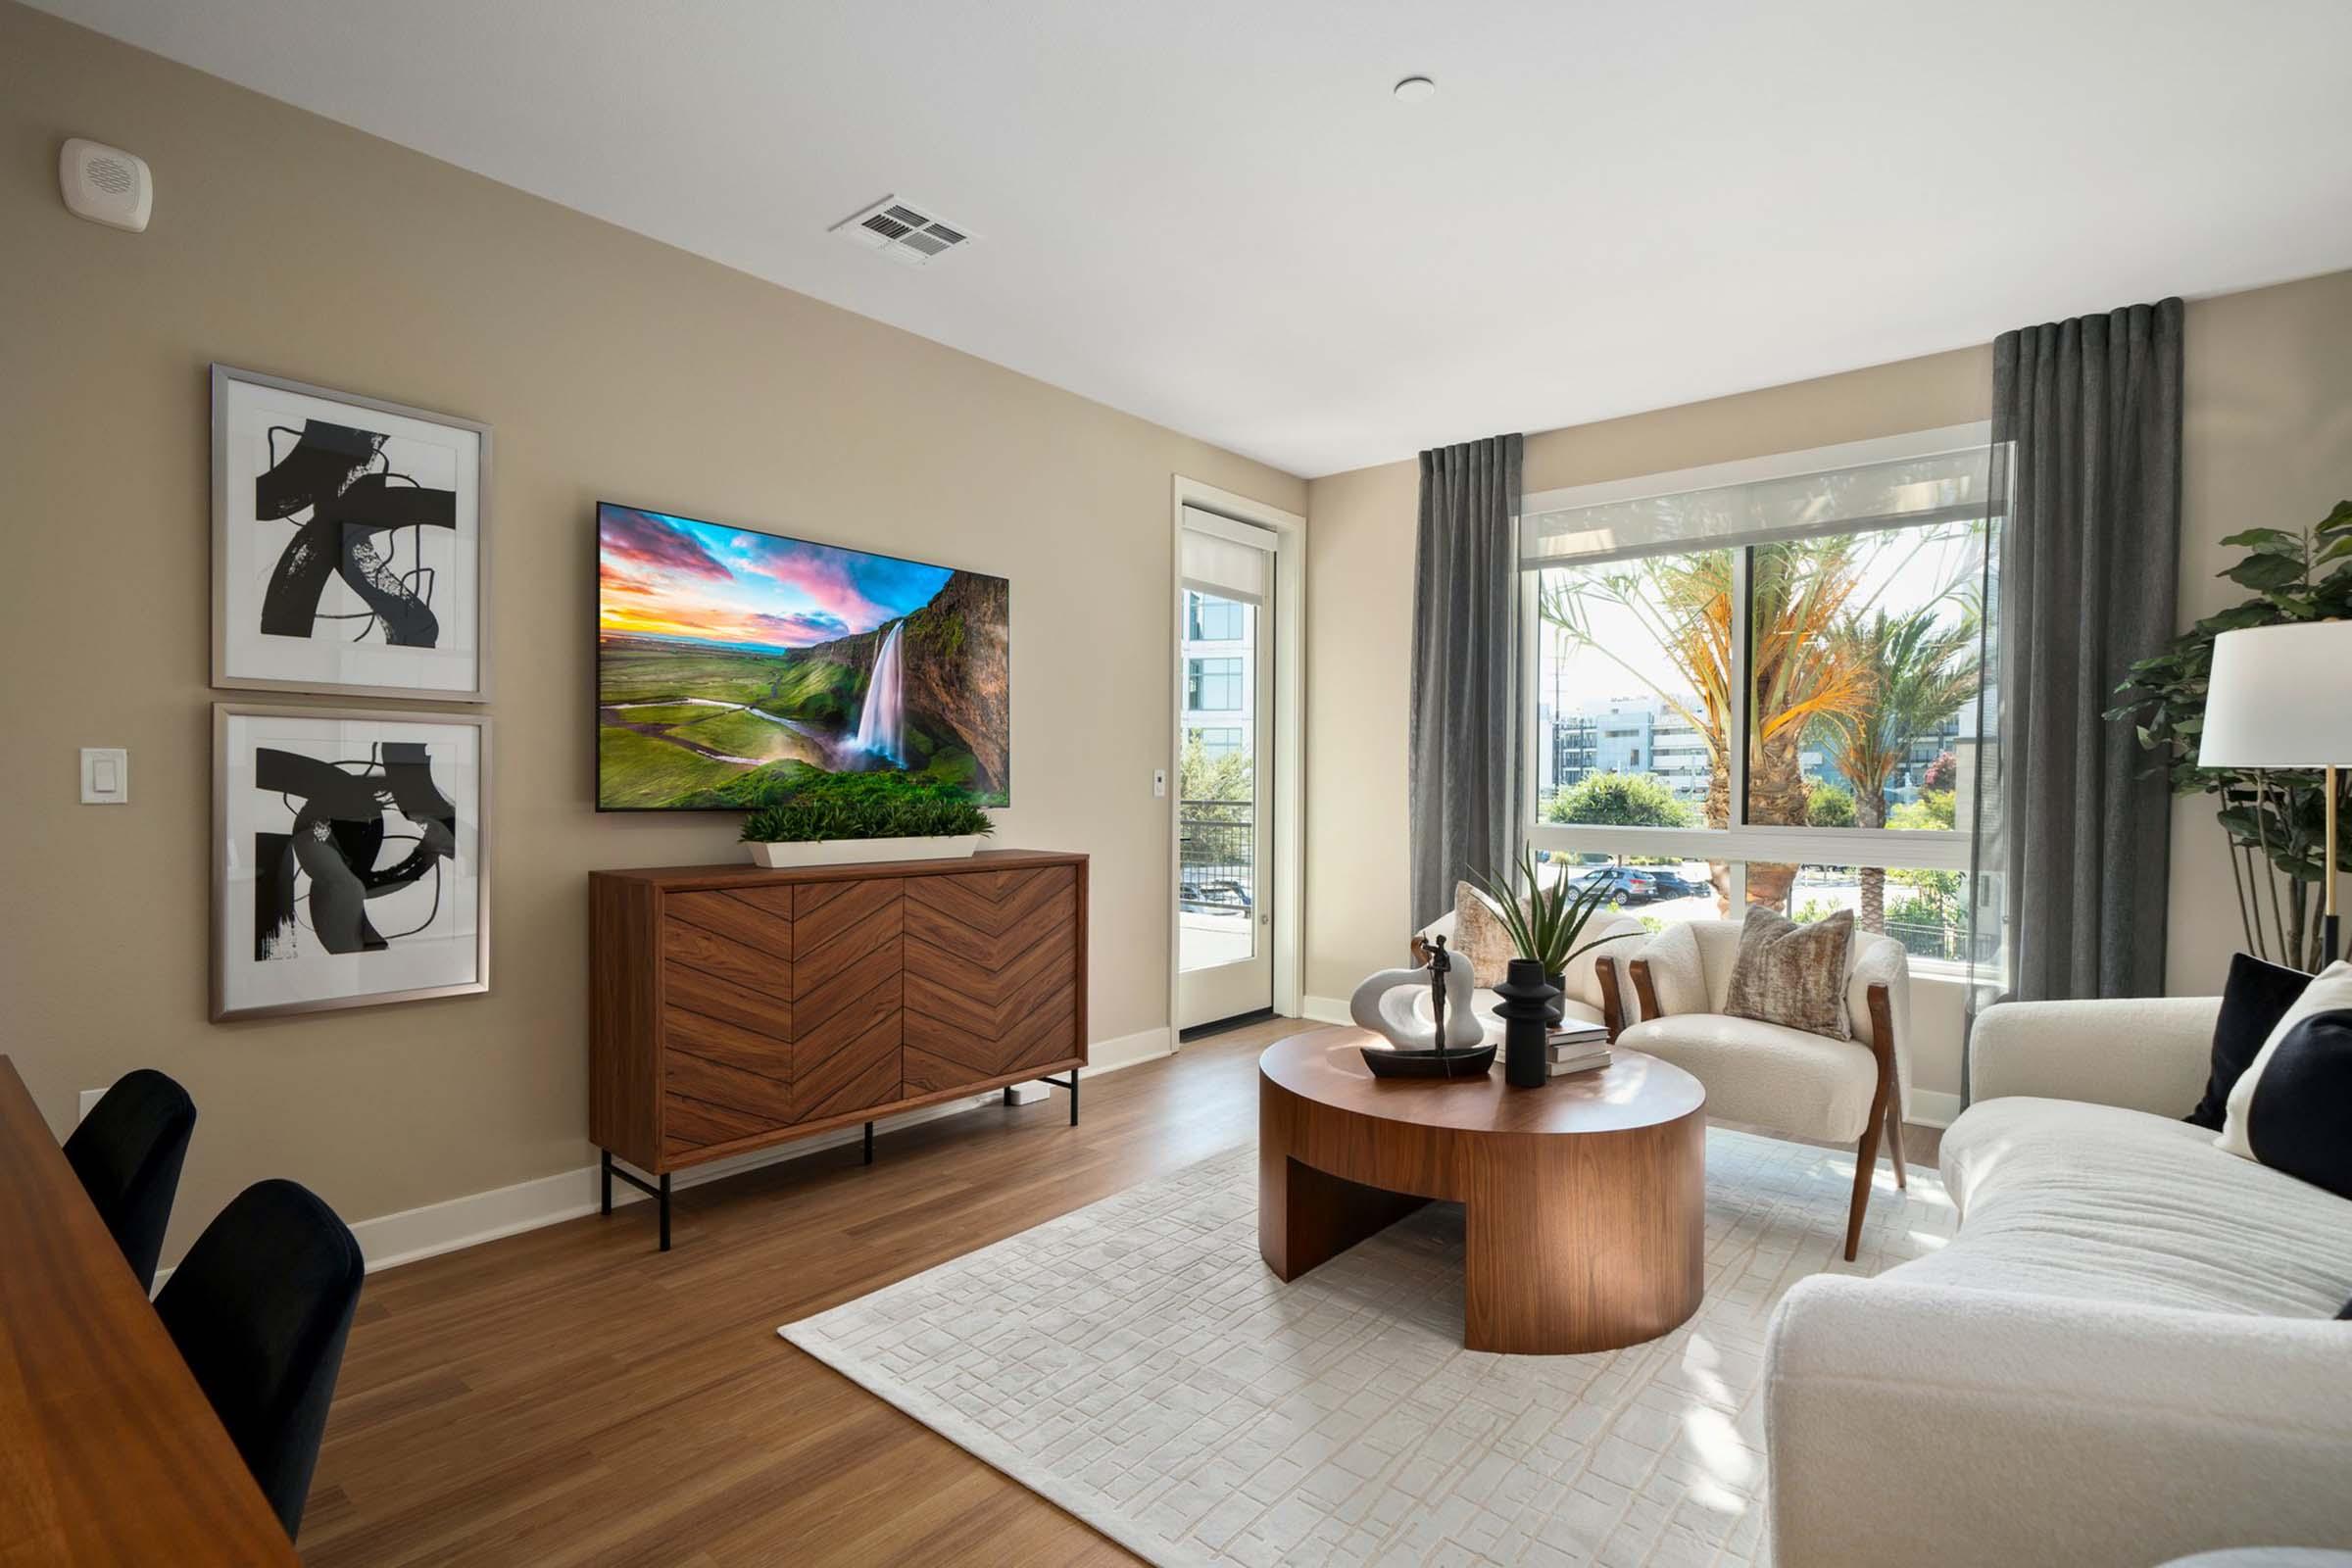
[
  {"left": 1544, "top": 770, "right": 1694, "bottom": 828},
  {"left": 739, "top": 769, "right": 994, "bottom": 845},
  {"left": 1470, "top": 846, "right": 1642, "bottom": 977},
  {"left": 2108, "top": 500, "right": 2352, "bottom": 969},
  {"left": 1804, "top": 782, "right": 1857, "bottom": 828}
]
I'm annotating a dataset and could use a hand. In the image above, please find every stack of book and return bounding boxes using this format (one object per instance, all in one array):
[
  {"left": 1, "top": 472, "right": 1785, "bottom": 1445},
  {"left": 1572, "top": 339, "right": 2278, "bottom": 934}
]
[{"left": 1547, "top": 1021, "right": 1612, "bottom": 1077}]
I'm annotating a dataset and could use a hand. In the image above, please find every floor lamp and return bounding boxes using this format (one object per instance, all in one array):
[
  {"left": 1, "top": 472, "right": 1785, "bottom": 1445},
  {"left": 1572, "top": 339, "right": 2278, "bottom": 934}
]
[{"left": 2198, "top": 621, "right": 2352, "bottom": 967}]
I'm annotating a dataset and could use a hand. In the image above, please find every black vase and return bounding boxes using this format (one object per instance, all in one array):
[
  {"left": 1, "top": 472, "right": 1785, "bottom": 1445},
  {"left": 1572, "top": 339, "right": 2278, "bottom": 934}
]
[
  {"left": 1544, "top": 968, "right": 1568, "bottom": 1026},
  {"left": 1494, "top": 958, "right": 1560, "bottom": 1089}
]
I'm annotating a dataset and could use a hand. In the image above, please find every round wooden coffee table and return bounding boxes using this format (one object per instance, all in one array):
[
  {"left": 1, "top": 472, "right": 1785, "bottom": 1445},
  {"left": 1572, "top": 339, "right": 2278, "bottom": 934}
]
[{"left": 1258, "top": 1028, "right": 1706, "bottom": 1354}]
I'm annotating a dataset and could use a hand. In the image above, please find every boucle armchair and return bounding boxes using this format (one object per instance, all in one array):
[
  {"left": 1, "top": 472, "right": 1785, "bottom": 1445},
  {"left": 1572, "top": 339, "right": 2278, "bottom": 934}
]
[{"left": 1609, "top": 918, "right": 1912, "bottom": 1259}]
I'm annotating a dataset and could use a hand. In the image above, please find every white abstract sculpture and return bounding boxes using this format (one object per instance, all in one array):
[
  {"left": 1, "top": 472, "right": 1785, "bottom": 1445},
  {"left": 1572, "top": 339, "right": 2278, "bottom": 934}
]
[{"left": 1349, "top": 943, "right": 1483, "bottom": 1053}]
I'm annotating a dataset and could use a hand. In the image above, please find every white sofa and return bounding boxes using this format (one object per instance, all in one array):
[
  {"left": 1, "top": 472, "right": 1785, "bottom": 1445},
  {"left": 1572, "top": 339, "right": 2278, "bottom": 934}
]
[
  {"left": 1617, "top": 918, "right": 1914, "bottom": 1260},
  {"left": 1409, "top": 908, "right": 1648, "bottom": 1041},
  {"left": 1766, "top": 995, "right": 2352, "bottom": 1568}
]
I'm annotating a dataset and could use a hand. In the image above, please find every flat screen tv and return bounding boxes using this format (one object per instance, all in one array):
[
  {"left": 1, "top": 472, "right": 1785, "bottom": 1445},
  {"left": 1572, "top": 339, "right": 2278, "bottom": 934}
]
[{"left": 597, "top": 503, "right": 1009, "bottom": 811}]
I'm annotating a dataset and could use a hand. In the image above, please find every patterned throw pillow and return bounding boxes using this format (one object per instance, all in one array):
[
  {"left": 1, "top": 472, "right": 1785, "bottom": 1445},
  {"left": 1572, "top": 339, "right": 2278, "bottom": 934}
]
[
  {"left": 1449, "top": 881, "right": 1518, "bottom": 990},
  {"left": 1722, "top": 905, "right": 1855, "bottom": 1041}
]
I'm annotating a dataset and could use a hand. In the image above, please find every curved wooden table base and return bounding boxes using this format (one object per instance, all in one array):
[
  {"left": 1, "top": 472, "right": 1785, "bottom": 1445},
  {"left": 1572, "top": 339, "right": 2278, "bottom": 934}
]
[{"left": 1258, "top": 1029, "right": 1706, "bottom": 1355}]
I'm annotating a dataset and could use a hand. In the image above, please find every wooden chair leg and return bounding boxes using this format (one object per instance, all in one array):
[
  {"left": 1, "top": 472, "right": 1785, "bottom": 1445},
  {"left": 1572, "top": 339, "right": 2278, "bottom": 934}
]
[
  {"left": 1847, "top": 980, "right": 1901, "bottom": 1260},
  {"left": 1844, "top": 1111, "right": 1885, "bottom": 1263},
  {"left": 1886, "top": 1099, "right": 1908, "bottom": 1191}
]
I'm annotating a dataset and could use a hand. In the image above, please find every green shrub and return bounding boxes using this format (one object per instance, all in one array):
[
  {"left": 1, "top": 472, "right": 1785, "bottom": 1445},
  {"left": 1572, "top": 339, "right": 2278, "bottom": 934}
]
[
  {"left": 1805, "top": 781, "right": 1856, "bottom": 827},
  {"left": 740, "top": 768, "right": 994, "bottom": 844},
  {"left": 1544, "top": 771, "right": 1693, "bottom": 828}
]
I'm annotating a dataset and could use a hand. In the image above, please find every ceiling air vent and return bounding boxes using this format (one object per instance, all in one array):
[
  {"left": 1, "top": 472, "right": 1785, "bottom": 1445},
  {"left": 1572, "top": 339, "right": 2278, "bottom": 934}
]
[{"left": 831, "top": 196, "right": 975, "bottom": 267}]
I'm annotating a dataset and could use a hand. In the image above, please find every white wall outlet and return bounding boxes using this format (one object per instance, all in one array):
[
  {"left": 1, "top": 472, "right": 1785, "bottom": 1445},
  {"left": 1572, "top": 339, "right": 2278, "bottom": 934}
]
[
  {"left": 77, "top": 1087, "right": 108, "bottom": 1123},
  {"left": 80, "top": 747, "right": 128, "bottom": 804},
  {"left": 1152, "top": 767, "right": 1168, "bottom": 799},
  {"left": 1002, "top": 1081, "right": 1049, "bottom": 1105}
]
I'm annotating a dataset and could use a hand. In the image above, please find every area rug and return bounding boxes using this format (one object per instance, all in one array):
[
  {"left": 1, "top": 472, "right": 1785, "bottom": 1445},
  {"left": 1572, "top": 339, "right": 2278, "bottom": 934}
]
[{"left": 780, "top": 1128, "right": 1954, "bottom": 1568}]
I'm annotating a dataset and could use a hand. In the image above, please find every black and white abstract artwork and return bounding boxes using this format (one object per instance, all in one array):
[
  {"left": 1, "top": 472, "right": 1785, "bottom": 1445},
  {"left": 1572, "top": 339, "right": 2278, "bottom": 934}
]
[
  {"left": 216, "top": 706, "right": 489, "bottom": 1020},
  {"left": 213, "top": 366, "right": 490, "bottom": 700}
]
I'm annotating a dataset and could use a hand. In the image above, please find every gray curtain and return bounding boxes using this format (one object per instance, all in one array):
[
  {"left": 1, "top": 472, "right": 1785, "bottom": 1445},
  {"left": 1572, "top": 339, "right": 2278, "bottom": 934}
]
[
  {"left": 1408, "top": 433, "right": 1523, "bottom": 929},
  {"left": 1975, "top": 299, "right": 2184, "bottom": 1011}
]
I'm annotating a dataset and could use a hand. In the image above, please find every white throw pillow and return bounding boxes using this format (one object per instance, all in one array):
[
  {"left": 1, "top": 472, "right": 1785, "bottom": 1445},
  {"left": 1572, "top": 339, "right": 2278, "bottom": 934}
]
[
  {"left": 1636, "top": 922, "right": 1710, "bottom": 1018},
  {"left": 2217, "top": 958, "right": 2352, "bottom": 1160}
]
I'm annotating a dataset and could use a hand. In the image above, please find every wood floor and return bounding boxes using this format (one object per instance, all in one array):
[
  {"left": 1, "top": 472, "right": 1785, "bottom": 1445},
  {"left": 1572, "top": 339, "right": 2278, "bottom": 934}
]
[{"left": 299, "top": 1020, "right": 1941, "bottom": 1567}]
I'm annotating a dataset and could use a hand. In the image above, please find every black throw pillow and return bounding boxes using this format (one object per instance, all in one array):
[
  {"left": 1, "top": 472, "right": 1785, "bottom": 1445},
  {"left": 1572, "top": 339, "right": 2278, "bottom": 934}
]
[
  {"left": 2187, "top": 952, "right": 2312, "bottom": 1130},
  {"left": 2241, "top": 1008, "right": 2352, "bottom": 1202}
]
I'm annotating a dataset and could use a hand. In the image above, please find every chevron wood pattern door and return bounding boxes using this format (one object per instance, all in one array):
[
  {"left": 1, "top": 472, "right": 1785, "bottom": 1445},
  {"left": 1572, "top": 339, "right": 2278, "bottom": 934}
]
[
  {"left": 659, "top": 890, "right": 795, "bottom": 1157},
  {"left": 903, "top": 866, "right": 1081, "bottom": 1094},
  {"left": 790, "top": 878, "right": 906, "bottom": 1123}
]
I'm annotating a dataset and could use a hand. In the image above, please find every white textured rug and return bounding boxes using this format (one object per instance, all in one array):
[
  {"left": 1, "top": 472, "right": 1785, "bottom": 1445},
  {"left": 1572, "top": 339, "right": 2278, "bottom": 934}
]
[{"left": 781, "top": 1128, "right": 1954, "bottom": 1568}]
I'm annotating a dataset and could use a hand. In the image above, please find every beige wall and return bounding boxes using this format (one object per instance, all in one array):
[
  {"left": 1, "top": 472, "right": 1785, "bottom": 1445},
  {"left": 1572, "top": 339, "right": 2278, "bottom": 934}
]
[
  {"left": 2169, "top": 270, "right": 2352, "bottom": 984},
  {"left": 0, "top": 2, "right": 1302, "bottom": 1260},
  {"left": 1304, "top": 271, "right": 2352, "bottom": 1104}
]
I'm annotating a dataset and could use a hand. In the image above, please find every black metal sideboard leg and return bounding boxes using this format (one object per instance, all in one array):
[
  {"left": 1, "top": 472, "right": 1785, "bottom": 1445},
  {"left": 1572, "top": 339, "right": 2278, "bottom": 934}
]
[
  {"left": 601, "top": 1155, "right": 671, "bottom": 1251},
  {"left": 862, "top": 1121, "right": 874, "bottom": 1165},
  {"left": 1036, "top": 1070, "right": 1080, "bottom": 1125}
]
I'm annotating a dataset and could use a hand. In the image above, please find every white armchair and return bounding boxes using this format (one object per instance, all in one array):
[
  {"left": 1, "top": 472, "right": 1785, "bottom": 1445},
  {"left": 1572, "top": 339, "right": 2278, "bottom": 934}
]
[{"left": 1614, "top": 918, "right": 1912, "bottom": 1259}]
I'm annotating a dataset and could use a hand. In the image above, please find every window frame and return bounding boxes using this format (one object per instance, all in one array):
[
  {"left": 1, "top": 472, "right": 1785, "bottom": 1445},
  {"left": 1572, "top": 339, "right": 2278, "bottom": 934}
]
[{"left": 1517, "top": 424, "right": 1993, "bottom": 927}]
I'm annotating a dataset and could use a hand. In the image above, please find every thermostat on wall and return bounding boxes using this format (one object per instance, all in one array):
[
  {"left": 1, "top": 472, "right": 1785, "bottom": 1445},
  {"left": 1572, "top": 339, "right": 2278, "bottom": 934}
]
[{"left": 60, "top": 137, "right": 152, "bottom": 232}]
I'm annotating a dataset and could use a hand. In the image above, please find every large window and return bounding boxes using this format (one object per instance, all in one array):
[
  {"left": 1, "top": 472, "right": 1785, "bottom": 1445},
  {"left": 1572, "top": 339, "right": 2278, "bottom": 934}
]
[
  {"left": 1521, "top": 426, "right": 1999, "bottom": 969},
  {"left": 1187, "top": 657, "right": 1245, "bottom": 712}
]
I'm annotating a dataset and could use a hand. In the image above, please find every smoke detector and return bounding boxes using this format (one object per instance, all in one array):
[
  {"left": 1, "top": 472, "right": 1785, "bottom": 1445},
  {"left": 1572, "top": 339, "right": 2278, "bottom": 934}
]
[{"left": 830, "top": 196, "right": 973, "bottom": 267}]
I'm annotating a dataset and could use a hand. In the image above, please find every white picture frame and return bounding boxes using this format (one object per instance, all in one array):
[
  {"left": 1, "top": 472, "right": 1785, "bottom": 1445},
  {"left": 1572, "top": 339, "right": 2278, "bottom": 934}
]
[
  {"left": 212, "top": 365, "right": 491, "bottom": 701},
  {"left": 213, "top": 704, "right": 491, "bottom": 1021}
]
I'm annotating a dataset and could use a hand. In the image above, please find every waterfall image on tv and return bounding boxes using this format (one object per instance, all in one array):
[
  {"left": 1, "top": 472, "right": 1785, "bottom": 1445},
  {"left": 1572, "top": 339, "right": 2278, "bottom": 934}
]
[{"left": 596, "top": 504, "right": 1009, "bottom": 811}]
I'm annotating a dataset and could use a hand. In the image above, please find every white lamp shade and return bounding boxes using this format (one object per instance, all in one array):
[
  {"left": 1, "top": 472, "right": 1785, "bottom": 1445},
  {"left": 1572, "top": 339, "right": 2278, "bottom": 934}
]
[{"left": 2197, "top": 621, "right": 2352, "bottom": 768}]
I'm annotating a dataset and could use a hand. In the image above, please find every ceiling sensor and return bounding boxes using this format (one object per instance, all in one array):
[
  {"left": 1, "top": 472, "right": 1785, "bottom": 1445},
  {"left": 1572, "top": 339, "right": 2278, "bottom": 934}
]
[
  {"left": 1393, "top": 75, "right": 1437, "bottom": 102},
  {"left": 830, "top": 195, "right": 973, "bottom": 267}
]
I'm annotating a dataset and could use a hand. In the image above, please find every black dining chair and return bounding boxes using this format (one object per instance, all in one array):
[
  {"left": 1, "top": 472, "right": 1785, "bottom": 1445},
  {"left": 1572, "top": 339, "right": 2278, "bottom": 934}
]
[
  {"left": 155, "top": 1179, "right": 365, "bottom": 1540},
  {"left": 61, "top": 1068, "right": 196, "bottom": 1294}
]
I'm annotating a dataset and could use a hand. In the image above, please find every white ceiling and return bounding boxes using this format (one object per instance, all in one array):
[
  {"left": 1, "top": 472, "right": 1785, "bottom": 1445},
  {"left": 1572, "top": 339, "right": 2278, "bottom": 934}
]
[{"left": 35, "top": 0, "right": 2352, "bottom": 477}]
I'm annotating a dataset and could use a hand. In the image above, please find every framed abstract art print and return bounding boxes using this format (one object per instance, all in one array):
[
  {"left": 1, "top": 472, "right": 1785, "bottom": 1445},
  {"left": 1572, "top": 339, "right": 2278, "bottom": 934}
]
[
  {"left": 212, "top": 365, "right": 491, "bottom": 700},
  {"left": 213, "top": 704, "right": 490, "bottom": 1020}
]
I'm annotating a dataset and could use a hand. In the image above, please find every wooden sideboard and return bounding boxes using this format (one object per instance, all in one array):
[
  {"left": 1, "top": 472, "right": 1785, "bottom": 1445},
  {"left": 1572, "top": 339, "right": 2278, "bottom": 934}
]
[{"left": 590, "top": 849, "right": 1088, "bottom": 1248}]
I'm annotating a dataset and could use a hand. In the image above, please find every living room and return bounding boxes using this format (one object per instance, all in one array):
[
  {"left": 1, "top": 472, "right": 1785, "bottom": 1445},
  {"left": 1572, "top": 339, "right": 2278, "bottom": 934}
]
[{"left": 3, "top": 3, "right": 2347, "bottom": 1565}]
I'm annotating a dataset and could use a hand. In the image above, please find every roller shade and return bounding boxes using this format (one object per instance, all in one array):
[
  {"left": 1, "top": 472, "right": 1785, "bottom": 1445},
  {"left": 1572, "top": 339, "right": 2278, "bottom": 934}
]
[
  {"left": 1521, "top": 424, "right": 2000, "bottom": 568},
  {"left": 1182, "top": 506, "right": 1276, "bottom": 602}
]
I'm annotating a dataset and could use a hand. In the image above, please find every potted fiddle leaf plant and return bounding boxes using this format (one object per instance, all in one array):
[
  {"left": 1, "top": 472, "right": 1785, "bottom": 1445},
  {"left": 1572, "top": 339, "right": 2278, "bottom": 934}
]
[
  {"left": 1472, "top": 845, "right": 1642, "bottom": 1014},
  {"left": 2109, "top": 499, "right": 2352, "bottom": 970},
  {"left": 740, "top": 770, "right": 994, "bottom": 867}
]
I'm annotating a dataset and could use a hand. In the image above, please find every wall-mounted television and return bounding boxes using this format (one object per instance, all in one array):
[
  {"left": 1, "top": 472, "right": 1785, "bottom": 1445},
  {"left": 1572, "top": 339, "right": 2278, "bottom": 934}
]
[{"left": 596, "top": 503, "right": 1009, "bottom": 811}]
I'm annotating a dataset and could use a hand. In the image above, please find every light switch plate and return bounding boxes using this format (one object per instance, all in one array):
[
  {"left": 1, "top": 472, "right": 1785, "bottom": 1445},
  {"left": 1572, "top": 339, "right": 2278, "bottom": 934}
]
[
  {"left": 1152, "top": 767, "right": 1168, "bottom": 799},
  {"left": 80, "top": 747, "right": 128, "bottom": 804}
]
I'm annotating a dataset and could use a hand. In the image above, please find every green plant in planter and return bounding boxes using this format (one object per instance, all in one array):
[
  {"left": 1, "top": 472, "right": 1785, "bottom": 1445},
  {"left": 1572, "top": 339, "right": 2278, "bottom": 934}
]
[
  {"left": 739, "top": 769, "right": 994, "bottom": 845},
  {"left": 2108, "top": 499, "right": 2352, "bottom": 969},
  {"left": 1470, "top": 846, "right": 1642, "bottom": 983}
]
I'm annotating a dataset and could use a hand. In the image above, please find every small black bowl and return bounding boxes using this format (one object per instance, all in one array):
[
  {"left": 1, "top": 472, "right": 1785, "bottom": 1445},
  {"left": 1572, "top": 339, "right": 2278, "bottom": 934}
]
[{"left": 1358, "top": 1042, "right": 1498, "bottom": 1080}]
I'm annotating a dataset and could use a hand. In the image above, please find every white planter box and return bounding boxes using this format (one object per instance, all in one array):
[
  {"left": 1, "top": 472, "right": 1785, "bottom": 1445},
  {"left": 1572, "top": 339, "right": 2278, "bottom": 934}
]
[{"left": 746, "top": 835, "right": 984, "bottom": 868}]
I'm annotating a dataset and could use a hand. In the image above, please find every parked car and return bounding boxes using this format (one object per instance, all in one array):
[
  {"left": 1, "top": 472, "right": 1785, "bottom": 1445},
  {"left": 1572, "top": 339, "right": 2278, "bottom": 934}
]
[
  {"left": 1569, "top": 866, "right": 1659, "bottom": 904},
  {"left": 1643, "top": 869, "right": 1713, "bottom": 901}
]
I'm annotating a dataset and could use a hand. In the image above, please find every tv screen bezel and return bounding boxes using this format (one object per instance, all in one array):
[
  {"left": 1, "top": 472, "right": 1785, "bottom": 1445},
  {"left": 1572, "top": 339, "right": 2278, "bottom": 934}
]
[{"left": 593, "top": 499, "right": 1009, "bottom": 813}]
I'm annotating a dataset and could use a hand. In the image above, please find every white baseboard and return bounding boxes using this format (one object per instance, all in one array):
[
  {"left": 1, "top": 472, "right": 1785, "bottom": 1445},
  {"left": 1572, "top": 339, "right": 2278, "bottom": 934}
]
[
  {"left": 163, "top": 1027, "right": 1190, "bottom": 1287},
  {"left": 353, "top": 1026, "right": 1176, "bottom": 1274},
  {"left": 1087, "top": 1024, "right": 1174, "bottom": 1074},
  {"left": 1906, "top": 1089, "right": 1963, "bottom": 1129},
  {"left": 1300, "top": 995, "right": 1350, "bottom": 1026}
]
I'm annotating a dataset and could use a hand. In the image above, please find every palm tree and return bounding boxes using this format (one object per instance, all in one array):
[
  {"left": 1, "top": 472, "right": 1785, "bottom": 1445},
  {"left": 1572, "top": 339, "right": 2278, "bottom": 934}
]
[
  {"left": 1818, "top": 604, "right": 1982, "bottom": 931},
  {"left": 1542, "top": 538, "right": 1871, "bottom": 910}
]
